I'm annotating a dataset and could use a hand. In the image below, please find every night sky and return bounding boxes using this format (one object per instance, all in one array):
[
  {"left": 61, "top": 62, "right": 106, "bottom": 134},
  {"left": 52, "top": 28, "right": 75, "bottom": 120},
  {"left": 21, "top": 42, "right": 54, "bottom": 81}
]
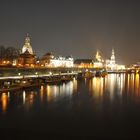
[{"left": 0, "top": 0, "right": 140, "bottom": 64}]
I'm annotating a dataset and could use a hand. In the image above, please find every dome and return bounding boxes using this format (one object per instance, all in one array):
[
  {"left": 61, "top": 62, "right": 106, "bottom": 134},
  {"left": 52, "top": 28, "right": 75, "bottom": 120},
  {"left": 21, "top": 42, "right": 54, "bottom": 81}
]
[{"left": 22, "top": 35, "right": 33, "bottom": 54}]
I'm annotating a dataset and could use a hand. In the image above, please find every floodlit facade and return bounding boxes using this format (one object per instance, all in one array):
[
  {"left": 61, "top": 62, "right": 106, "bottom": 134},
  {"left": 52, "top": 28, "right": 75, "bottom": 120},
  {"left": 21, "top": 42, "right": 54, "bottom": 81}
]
[
  {"left": 117, "top": 65, "right": 125, "bottom": 70},
  {"left": 93, "top": 51, "right": 104, "bottom": 68},
  {"left": 49, "top": 57, "right": 74, "bottom": 67},
  {"left": 74, "top": 59, "right": 94, "bottom": 68},
  {"left": 40, "top": 53, "right": 74, "bottom": 67},
  {"left": 106, "top": 49, "right": 117, "bottom": 71}
]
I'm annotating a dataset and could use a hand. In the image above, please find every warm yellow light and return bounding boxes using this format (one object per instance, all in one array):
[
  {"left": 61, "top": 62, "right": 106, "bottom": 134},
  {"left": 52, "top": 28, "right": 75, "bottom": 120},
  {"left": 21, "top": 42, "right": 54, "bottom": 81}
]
[
  {"left": 31, "top": 64, "right": 34, "bottom": 67},
  {"left": 3, "top": 61, "right": 6, "bottom": 64},
  {"left": 12, "top": 63, "right": 16, "bottom": 66},
  {"left": 23, "top": 91, "right": 26, "bottom": 104},
  {"left": 1, "top": 93, "right": 8, "bottom": 113},
  {"left": 18, "top": 64, "right": 22, "bottom": 66}
]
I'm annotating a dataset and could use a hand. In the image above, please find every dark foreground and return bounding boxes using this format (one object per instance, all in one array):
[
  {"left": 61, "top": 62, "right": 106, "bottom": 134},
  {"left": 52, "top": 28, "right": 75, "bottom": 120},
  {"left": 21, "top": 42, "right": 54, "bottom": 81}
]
[{"left": 0, "top": 74, "right": 140, "bottom": 139}]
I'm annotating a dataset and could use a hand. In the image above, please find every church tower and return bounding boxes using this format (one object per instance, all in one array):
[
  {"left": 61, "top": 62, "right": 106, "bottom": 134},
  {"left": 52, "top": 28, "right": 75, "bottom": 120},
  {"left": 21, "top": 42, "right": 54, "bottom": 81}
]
[
  {"left": 22, "top": 34, "right": 33, "bottom": 54},
  {"left": 110, "top": 49, "right": 115, "bottom": 65},
  {"left": 18, "top": 34, "right": 36, "bottom": 67},
  {"left": 95, "top": 50, "right": 102, "bottom": 62}
]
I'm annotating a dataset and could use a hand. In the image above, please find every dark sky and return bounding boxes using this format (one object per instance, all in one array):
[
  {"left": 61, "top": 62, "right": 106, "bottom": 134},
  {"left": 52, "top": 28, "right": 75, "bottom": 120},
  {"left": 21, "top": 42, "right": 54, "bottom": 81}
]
[{"left": 0, "top": 0, "right": 140, "bottom": 64}]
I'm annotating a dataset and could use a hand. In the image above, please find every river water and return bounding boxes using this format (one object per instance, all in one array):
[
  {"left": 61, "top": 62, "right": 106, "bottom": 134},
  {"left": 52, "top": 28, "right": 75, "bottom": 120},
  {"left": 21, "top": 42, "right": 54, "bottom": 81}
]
[{"left": 0, "top": 73, "right": 140, "bottom": 139}]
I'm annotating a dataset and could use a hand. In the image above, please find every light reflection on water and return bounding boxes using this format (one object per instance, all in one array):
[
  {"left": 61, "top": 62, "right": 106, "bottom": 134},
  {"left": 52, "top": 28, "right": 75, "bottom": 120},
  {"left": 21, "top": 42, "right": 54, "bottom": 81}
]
[
  {"left": 22, "top": 90, "right": 36, "bottom": 111},
  {"left": 88, "top": 73, "right": 140, "bottom": 103},
  {"left": 1, "top": 74, "right": 140, "bottom": 113},
  {"left": 89, "top": 77, "right": 104, "bottom": 98},
  {"left": 0, "top": 93, "right": 8, "bottom": 113},
  {"left": 46, "top": 81, "right": 75, "bottom": 102}
]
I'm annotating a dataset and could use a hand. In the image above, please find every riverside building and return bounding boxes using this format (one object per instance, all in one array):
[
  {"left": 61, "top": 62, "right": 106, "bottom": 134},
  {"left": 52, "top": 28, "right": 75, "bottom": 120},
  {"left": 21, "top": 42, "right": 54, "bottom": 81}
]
[
  {"left": 18, "top": 35, "right": 36, "bottom": 67},
  {"left": 40, "top": 53, "right": 74, "bottom": 67}
]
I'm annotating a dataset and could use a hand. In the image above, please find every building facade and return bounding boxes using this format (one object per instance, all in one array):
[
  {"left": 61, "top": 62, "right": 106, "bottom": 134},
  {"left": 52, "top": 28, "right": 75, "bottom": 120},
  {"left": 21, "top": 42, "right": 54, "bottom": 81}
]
[
  {"left": 93, "top": 51, "right": 104, "bottom": 68},
  {"left": 40, "top": 53, "right": 74, "bottom": 67},
  {"left": 74, "top": 59, "right": 94, "bottom": 68},
  {"left": 18, "top": 35, "right": 36, "bottom": 67},
  {"left": 106, "top": 49, "right": 117, "bottom": 71}
]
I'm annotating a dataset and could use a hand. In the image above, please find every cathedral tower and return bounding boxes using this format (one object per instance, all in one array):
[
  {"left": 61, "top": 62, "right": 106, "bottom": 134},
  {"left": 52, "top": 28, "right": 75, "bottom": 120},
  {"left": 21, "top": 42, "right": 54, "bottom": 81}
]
[{"left": 110, "top": 49, "right": 115, "bottom": 65}]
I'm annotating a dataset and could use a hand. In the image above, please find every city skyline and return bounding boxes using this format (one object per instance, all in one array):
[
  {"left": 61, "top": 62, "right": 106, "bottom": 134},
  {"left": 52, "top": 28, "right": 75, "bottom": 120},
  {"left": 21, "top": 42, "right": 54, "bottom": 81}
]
[{"left": 0, "top": 0, "right": 140, "bottom": 64}]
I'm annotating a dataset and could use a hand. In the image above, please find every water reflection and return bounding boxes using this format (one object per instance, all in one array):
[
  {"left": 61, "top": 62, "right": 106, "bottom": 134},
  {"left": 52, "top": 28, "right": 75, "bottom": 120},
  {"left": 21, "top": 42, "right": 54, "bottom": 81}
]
[
  {"left": 0, "top": 93, "right": 8, "bottom": 113},
  {"left": 1, "top": 74, "right": 140, "bottom": 114},
  {"left": 23, "top": 91, "right": 26, "bottom": 104},
  {"left": 89, "top": 77, "right": 104, "bottom": 98},
  {"left": 46, "top": 81, "right": 75, "bottom": 102},
  {"left": 126, "top": 74, "right": 140, "bottom": 98},
  {"left": 106, "top": 74, "right": 125, "bottom": 100},
  {"left": 135, "top": 74, "right": 140, "bottom": 96},
  {"left": 22, "top": 90, "right": 35, "bottom": 111},
  {"left": 73, "top": 77, "right": 78, "bottom": 92},
  {"left": 89, "top": 74, "right": 140, "bottom": 102},
  {"left": 40, "top": 85, "right": 45, "bottom": 102}
]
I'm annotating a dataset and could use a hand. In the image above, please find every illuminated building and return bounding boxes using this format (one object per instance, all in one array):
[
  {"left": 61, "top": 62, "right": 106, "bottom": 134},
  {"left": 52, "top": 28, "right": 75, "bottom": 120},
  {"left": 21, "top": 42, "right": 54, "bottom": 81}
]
[
  {"left": 18, "top": 35, "right": 36, "bottom": 67},
  {"left": 74, "top": 59, "right": 94, "bottom": 68},
  {"left": 106, "top": 49, "right": 117, "bottom": 71},
  {"left": 40, "top": 53, "right": 74, "bottom": 67},
  {"left": 49, "top": 56, "right": 74, "bottom": 67},
  {"left": 95, "top": 51, "right": 103, "bottom": 62},
  {"left": 117, "top": 65, "right": 125, "bottom": 70},
  {"left": 40, "top": 52, "right": 54, "bottom": 66},
  {"left": 22, "top": 34, "right": 33, "bottom": 54},
  {"left": 94, "top": 50, "right": 104, "bottom": 68}
]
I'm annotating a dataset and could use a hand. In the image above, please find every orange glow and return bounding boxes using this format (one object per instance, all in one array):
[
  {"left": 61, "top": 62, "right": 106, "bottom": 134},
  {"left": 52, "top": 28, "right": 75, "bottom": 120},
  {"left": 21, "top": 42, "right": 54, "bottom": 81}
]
[
  {"left": 3, "top": 61, "right": 6, "bottom": 64},
  {"left": 1, "top": 93, "right": 8, "bottom": 113},
  {"left": 30, "top": 64, "right": 34, "bottom": 67},
  {"left": 90, "top": 77, "right": 104, "bottom": 98},
  {"left": 77, "top": 63, "right": 94, "bottom": 68},
  {"left": 46, "top": 85, "right": 52, "bottom": 102},
  {"left": 127, "top": 74, "right": 130, "bottom": 92},
  {"left": 135, "top": 74, "right": 139, "bottom": 96}
]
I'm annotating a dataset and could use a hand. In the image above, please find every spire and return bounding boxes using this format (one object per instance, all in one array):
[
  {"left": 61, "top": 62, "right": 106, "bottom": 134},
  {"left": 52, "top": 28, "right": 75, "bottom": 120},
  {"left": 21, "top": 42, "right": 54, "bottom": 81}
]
[
  {"left": 112, "top": 49, "right": 114, "bottom": 55},
  {"left": 25, "top": 33, "right": 30, "bottom": 45},
  {"left": 111, "top": 48, "right": 115, "bottom": 62}
]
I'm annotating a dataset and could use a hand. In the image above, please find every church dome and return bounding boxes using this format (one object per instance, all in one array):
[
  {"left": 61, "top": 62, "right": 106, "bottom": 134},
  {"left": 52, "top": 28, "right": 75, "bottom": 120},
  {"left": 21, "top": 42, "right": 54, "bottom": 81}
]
[{"left": 22, "top": 34, "right": 33, "bottom": 54}]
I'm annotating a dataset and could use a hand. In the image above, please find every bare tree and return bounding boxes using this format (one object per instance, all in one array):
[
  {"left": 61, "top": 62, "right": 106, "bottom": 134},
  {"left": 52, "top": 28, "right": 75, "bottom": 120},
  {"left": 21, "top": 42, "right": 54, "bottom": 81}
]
[{"left": 0, "top": 45, "right": 6, "bottom": 60}]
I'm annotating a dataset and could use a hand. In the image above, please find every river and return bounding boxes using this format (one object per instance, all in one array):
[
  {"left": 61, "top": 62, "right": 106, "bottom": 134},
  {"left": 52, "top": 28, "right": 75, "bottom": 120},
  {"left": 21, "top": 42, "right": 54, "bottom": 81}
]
[{"left": 0, "top": 73, "right": 140, "bottom": 139}]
